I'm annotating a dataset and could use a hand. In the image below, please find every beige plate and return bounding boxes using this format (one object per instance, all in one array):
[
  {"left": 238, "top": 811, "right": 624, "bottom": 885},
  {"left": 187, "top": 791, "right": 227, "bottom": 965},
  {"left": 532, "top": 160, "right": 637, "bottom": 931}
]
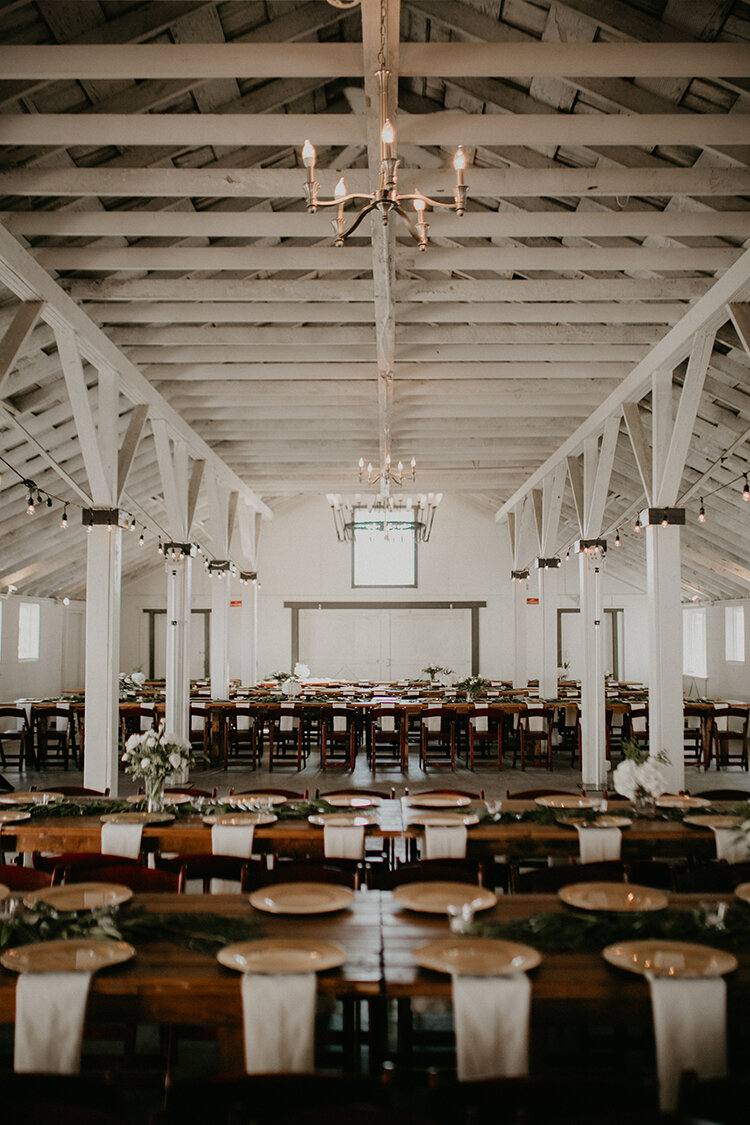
[
  {"left": 100, "top": 811, "right": 174, "bottom": 825},
  {"left": 230, "top": 793, "right": 289, "bottom": 807},
  {"left": 684, "top": 814, "right": 742, "bottom": 830},
  {"left": 393, "top": 881, "right": 498, "bottom": 915},
  {"left": 535, "top": 796, "right": 596, "bottom": 810},
  {"left": 415, "top": 938, "right": 541, "bottom": 976},
  {"left": 0, "top": 808, "right": 31, "bottom": 824},
  {"left": 656, "top": 795, "right": 711, "bottom": 809},
  {"left": 0, "top": 884, "right": 9, "bottom": 902},
  {"left": 1, "top": 937, "right": 135, "bottom": 974},
  {"left": 602, "top": 940, "right": 737, "bottom": 978},
  {"left": 0, "top": 791, "right": 57, "bottom": 806},
  {"left": 408, "top": 812, "right": 479, "bottom": 827},
  {"left": 25, "top": 881, "right": 133, "bottom": 911},
  {"left": 248, "top": 882, "right": 355, "bottom": 915},
  {"left": 202, "top": 811, "right": 277, "bottom": 826},
  {"left": 308, "top": 813, "right": 373, "bottom": 827},
  {"left": 325, "top": 795, "right": 381, "bottom": 808},
  {"left": 126, "top": 793, "right": 191, "bottom": 807},
  {"left": 217, "top": 938, "right": 347, "bottom": 975},
  {"left": 407, "top": 794, "right": 472, "bottom": 809},
  {"left": 559, "top": 816, "right": 632, "bottom": 829},
  {"left": 559, "top": 881, "right": 668, "bottom": 913},
  {"left": 735, "top": 882, "right": 750, "bottom": 906}
]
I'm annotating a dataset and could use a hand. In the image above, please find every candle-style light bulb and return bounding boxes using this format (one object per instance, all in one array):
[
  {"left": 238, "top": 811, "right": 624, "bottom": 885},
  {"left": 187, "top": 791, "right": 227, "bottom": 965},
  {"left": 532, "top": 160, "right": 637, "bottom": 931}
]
[
  {"left": 381, "top": 119, "right": 395, "bottom": 146},
  {"left": 334, "top": 176, "right": 347, "bottom": 199},
  {"left": 413, "top": 196, "right": 426, "bottom": 212},
  {"left": 453, "top": 146, "right": 466, "bottom": 171},
  {"left": 301, "top": 139, "right": 316, "bottom": 168}
]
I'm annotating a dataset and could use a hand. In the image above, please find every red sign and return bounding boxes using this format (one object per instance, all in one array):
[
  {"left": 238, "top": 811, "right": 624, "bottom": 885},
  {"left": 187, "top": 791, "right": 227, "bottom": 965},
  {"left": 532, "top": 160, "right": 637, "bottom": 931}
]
[
  {"left": 526, "top": 597, "right": 539, "bottom": 605},
  {"left": 230, "top": 600, "right": 242, "bottom": 607}
]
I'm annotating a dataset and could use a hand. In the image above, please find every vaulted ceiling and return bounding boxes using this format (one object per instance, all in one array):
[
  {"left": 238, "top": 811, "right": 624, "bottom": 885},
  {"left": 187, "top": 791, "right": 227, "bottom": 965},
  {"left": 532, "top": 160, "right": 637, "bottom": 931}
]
[{"left": 0, "top": 0, "right": 749, "bottom": 601}]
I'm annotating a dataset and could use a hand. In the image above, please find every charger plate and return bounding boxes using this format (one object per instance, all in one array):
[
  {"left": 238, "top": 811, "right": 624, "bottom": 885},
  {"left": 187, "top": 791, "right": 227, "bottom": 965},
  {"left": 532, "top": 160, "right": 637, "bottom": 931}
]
[
  {"left": 684, "top": 814, "right": 742, "bottom": 830},
  {"left": 0, "top": 884, "right": 9, "bottom": 902},
  {"left": 0, "top": 809, "right": 31, "bottom": 824},
  {"left": 0, "top": 791, "right": 57, "bottom": 805},
  {"left": 126, "top": 793, "right": 191, "bottom": 807},
  {"left": 218, "top": 938, "right": 347, "bottom": 974},
  {"left": 202, "top": 811, "right": 277, "bottom": 826},
  {"left": 415, "top": 938, "right": 541, "bottom": 976},
  {"left": 325, "top": 795, "right": 381, "bottom": 808},
  {"left": 602, "top": 940, "right": 737, "bottom": 978},
  {"left": 734, "top": 882, "right": 750, "bottom": 906},
  {"left": 249, "top": 882, "right": 355, "bottom": 915},
  {"left": 229, "top": 793, "right": 288, "bottom": 807},
  {"left": 559, "top": 882, "right": 668, "bottom": 913},
  {"left": 535, "top": 796, "right": 596, "bottom": 810},
  {"left": 100, "top": 811, "right": 174, "bottom": 825},
  {"left": 25, "top": 882, "right": 133, "bottom": 911},
  {"left": 308, "top": 813, "right": 373, "bottom": 827},
  {"left": 1, "top": 938, "right": 135, "bottom": 974},
  {"left": 407, "top": 795, "right": 472, "bottom": 809},
  {"left": 393, "top": 881, "right": 497, "bottom": 915},
  {"left": 559, "top": 816, "right": 632, "bottom": 829},
  {"left": 656, "top": 795, "right": 711, "bottom": 810},
  {"left": 408, "top": 812, "right": 480, "bottom": 827}
]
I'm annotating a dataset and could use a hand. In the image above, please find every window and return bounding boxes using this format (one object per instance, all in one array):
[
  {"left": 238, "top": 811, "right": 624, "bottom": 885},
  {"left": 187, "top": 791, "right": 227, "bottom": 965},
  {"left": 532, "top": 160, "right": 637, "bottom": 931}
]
[
  {"left": 683, "top": 607, "right": 707, "bottom": 678},
  {"left": 725, "top": 605, "right": 745, "bottom": 663},
  {"left": 17, "top": 601, "right": 40, "bottom": 661},
  {"left": 352, "top": 509, "right": 416, "bottom": 587}
]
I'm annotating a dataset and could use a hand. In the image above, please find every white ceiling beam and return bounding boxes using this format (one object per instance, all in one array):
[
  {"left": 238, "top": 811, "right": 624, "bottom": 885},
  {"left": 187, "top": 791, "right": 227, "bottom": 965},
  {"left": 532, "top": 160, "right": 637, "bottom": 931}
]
[
  {"left": 53, "top": 325, "right": 112, "bottom": 506},
  {"left": 33, "top": 246, "right": 742, "bottom": 272},
  {"left": 11, "top": 210, "right": 750, "bottom": 239},
  {"left": 2, "top": 42, "right": 747, "bottom": 79},
  {"left": 542, "top": 463, "right": 567, "bottom": 554},
  {"left": 116, "top": 403, "right": 149, "bottom": 505},
  {"left": 0, "top": 300, "right": 44, "bottom": 397},
  {"left": 0, "top": 222, "right": 271, "bottom": 518},
  {"left": 495, "top": 245, "right": 750, "bottom": 522},
  {"left": 186, "top": 459, "right": 205, "bottom": 540},
  {"left": 151, "top": 419, "right": 188, "bottom": 541},
  {"left": 4, "top": 111, "right": 750, "bottom": 148},
  {"left": 656, "top": 329, "right": 715, "bottom": 506},
  {"left": 678, "top": 423, "right": 750, "bottom": 506},
  {"left": 0, "top": 405, "right": 92, "bottom": 505},
  {"left": 680, "top": 544, "right": 750, "bottom": 591},
  {"left": 140, "top": 361, "right": 632, "bottom": 381},
  {"left": 585, "top": 416, "right": 620, "bottom": 537},
  {"left": 3, "top": 165, "right": 747, "bottom": 198},
  {"left": 728, "top": 303, "right": 750, "bottom": 358}
]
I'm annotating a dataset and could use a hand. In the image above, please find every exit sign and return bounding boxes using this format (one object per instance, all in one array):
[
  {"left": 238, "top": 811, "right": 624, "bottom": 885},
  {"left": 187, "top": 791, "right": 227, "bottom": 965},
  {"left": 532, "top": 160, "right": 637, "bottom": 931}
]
[
  {"left": 526, "top": 597, "right": 539, "bottom": 605},
  {"left": 230, "top": 600, "right": 242, "bottom": 607}
]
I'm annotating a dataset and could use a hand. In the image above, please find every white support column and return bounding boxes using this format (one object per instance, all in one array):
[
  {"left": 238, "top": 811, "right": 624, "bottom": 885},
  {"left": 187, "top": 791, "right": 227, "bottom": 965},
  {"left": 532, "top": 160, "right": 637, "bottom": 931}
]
[
  {"left": 83, "top": 524, "right": 121, "bottom": 795},
  {"left": 646, "top": 522, "right": 685, "bottom": 793},
  {"left": 210, "top": 571, "right": 231, "bottom": 699},
  {"left": 238, "top": 579, "right": 259, "bottom": 687},
  {"left": 511, "top": 574, "right": 528, "bottom": 690},
  {"left": 537, "top": 563, "right": 559, "bottom": 700},
  {"left": 164, "top": 554, "right": 192, "bottom": 739},
  {"left": 578, "top": 549, "right": 607, "bottom": 789}
]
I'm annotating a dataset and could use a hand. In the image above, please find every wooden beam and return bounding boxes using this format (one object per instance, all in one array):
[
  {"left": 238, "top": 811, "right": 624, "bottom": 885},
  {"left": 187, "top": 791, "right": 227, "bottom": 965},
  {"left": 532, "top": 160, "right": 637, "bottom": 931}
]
[
  {"left": 586, "top": 415, "right": 620, "bottom": 536},
  {"left": 186, "top": 459, "right": 205, "bottom": 537},
  {"left": 531, "top": 489, "right": 544, "bottom": 553},
  {"left": 566, "top": 456, "right": 585, "bottom": 536},
  {"left": 678, "top": 422, "right": 750, "bottom": 506},
  {"left": 54, "top": 325, "right": 112, "bottom": 505},
  {"left": 728, "top": 303, "right": 750, "bottom": 358},
  {"left": 0, "top": 405, "right": 92, "bottom": 505},
  {"left": 622, "top": 402, "right": 654, "bottom": 506},
  {"left": 116, "top": 403, "right": 149, "bottom": 503},
  {"left": 0, "top": 301, "right": 44, "bottom": 396},
  {"left": 680, "top": 544, "right": 750, "bottom": 591},
  {"left": 656, "top": 329, "right": 715, "bottom": 505}
]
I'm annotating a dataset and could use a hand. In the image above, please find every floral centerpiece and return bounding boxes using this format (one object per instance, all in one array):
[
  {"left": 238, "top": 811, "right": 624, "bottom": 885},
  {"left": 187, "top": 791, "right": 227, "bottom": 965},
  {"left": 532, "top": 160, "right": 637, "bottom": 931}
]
[
  {"left": 455, "top": 675, "right": 491, "bottom": 700},
  {"left": 269, "top": 662, "right": 311, "bottom": 698},
  {"left": 119, "top": 668, "right": 146, "bottom": 700},
  {"left": 121, "top": 722, "right": 196, "bottom": 811},
  {"left": 612, "top": 739, "right": 670, "bottom": 814}
]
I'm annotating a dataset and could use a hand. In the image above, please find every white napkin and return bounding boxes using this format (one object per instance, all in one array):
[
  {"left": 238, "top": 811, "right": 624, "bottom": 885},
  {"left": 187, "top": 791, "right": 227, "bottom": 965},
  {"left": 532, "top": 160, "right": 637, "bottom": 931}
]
[
  {"left": 55, "top": 702, "right": 70, "bottom": 733},
  {"left": 452, "top": 974, "right": 531, "bottom": 1080},
  {"left": 378, "top": 713, "right": 395, "bottom": 733},
  {"left": 575, "top": 825, "right": 622, "bottom": 863},
  {"left": 527, "top": 714, "right": 546, "bottom": 732},
  {"left": 15, "top": 700, "right": 32, "bottom": 723},
  {"left": 14, "top": 971, "right": 93, "bottom": 1073},
  {"left": 712, "top": 827, "right": 750, "bottom": 863},
  {"left": 472, "top": 715, "right": 488, "bottom": 734},
  {"left": 333, "top": 714, "right": 348, "bottom": 733},
  {"left": 241, "top": 972, "right": 315, "bottom": 1073},
  {"left": 647, "top": 974, "right": 727, "bottom": 1112},
  {"left": 100, "top": 821, "right": 143, "bottom": 859},
  {"left": 139, "top": 706, "right": 155, "bottom": 732},
  {"left": 211, "top": 824, "right": 255, "bottom": 893},
  {"left": 280, "top": 707, "right": 295, "bottom": 733},
  {"left": 425, "top": 705, "right": 442, "bottom": 733},
  {"left": 564, "top": 705, "right": 578, "bottom": 727},
  {"left": 323, "top": 824, "right": 365, "bottom": 859},
  {"left": 423, "top": 824, "right": 467, "bottom": 859}
]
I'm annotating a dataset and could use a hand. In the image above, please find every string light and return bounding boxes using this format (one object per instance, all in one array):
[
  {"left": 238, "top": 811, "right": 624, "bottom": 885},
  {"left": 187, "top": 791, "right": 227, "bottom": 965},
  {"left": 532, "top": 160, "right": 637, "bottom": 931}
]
[
  {"left": 634, "top": 514, "right": 642, "bottom": 533},
  {"left": 26, "top": 491, "right": 34, "bottom": 515},
  {"left": 61, "top": 505, "right": 68, "bottom": 529},
  {"left": 615, "top": 529, "right": 621, "bottom": 547},
  {"left": 699, "top": 498, "right": 706, "bottom": 523},
  {"left": 744, "top": 475, "right": 749, "bottom": 502},
  {"left": 139, "top": 530, "right": 145, "bottom": 547}
]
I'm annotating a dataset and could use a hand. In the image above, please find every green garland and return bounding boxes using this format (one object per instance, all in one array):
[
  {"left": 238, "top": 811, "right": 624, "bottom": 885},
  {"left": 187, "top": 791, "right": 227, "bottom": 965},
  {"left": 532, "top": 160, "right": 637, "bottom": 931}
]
[
  {"left": 0, "top": 902, "right": 262, "bottom": 955},
  {"left": 22, "top": 797, "right": 338, "bottom": 821},
  {"left": 469, "top": 905, "right": 750, "bottom": 953}
]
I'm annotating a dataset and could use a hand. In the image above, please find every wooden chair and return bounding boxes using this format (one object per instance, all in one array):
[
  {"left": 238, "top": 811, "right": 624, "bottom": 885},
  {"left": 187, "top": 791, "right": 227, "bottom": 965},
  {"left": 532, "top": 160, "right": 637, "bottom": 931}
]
[
  {"left": 674, "top": 859, "right": 750, "bottom": 893},
  {"left": 683, "top": 703, "right": 706, "bottom": 766},
  {"left": 556, "top": 701, "right": 581, "bottom": 767},
  {"left": 693, "top": 787, "right": 750, "bottom": 801},
  {"left": 369, "top": 707, "right": 407, "bottom": 771},
  {"left": 467, "top": 706, "right": 503, "bottom": 770},
  {"left": 0, "top": 706, "right": 32, "bottom": 770},
  {"left": 320, "top": 706, "right": 357, "bottom": 770},
  {"left": 266, "top": 705, "right": 305, "bottom": 770},
  {"left": 511, "top": 860, "right": 625, "bottom": 893},
  {"left": 605, "top": 703, "right": 628, "bottom": 760},
  {"left": 35, "top": 706, "right": 75, "bottom": 769},
  {"left": 628, "top": 705, "right": 649, "bottom": 749},
  {"left": 156, "top": 853, "right": 254, "bottom": 893},
  {"left": 368, "top": 859, "right": 485, "bottom": 890},
  {"left": 317, "top": 787, "right": 394, "bottom": 800},
  {"left": 61, "top": 863, "right": 179, "bottom": 893},
  {"left": 419, "top": 707, "right": 456, "bottom": 770},
  {"left": 188, "top": 705, "right": 209, "bottom": 759},
  {"left": 224, "top": 705, "right": 259, "bottom": 769},
  {"left": 48, "top": 785, "right": 109, "bottom": 796},
  {"left": 0, "top": 862, "right": 54, "bottom": 890},
  {"left": 246, "top": 860, "right": 361, "bottom": 890},
  {"left": 33, "top": 852, "right": 142, "bottom": 878},
  {"left": 119, "top": 706, "right": 156, "bottom": 747},
  {"left": 409, "top": 786, "right": 485, "bottom": 800},
  {"left": 711, "top": 705, "right": 749, "bottom": 770},
  {"left": 516, "top": 707, "right": 555, "bottom": 770},
  {"left": 506, "top": 788, "right": 579, "bottom": 799},
  {"left": 231, "top": 786, "right": 308, "bottom": 799}
]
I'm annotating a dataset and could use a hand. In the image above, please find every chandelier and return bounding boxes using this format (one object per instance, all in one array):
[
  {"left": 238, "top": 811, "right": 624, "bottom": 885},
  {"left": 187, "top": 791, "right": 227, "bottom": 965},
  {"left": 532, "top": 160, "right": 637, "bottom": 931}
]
[
  {"left": 327, "top": 492, "right": 442, "bottom": 543},
  {"left": 358, "top": 422, "right": 415, "bottom": 488},
  {"left": 300, "top": 8, "right": 467, "bottom": 250}
]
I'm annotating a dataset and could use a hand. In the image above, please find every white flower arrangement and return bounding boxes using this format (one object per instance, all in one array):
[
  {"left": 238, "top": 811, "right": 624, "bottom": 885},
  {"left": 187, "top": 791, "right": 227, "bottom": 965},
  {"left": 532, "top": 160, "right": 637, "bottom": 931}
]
[
  {"left": 121, "top": 722, "right": 196, "bottom": 782},
  {"left": 293, "top": 662, "right": 310, "bottom": 680},
  {"left": 119, "top": 668, "right": 147, "bottom": 699},
  {"left": 613, "top": 740, "right": 670, "bottom": 803}
]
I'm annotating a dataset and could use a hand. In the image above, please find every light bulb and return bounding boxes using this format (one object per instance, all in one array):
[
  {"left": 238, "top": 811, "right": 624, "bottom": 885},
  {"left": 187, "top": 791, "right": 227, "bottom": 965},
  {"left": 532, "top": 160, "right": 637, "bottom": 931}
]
[
  {"left": 413, "top": 196, "right": 426, "bottom": 212},
  {"left": 139, "top": 532, "right": 144, "bottom": 547},
  {"left": 615, "top": 529, "right": 621, "bottom": 547},
  {"left": 634, "top": 517, "right": 641, "bottom": 533},
  {"left": 381, "top": 119, "right": 395, "bottom": 146},
  {"left": 61, "top": 506, "right": 68, "bottom": 528},
  {"left": 334, "top": 176, "right": 347, "bottom": 199},
  {"left": 699, "top": 499, "right": 705, "bottom": 523},
  {"left": 301, "top": 139, "right": 316, "bottom": 167},
  {"left": 26, "top": 492, "right": 34, "bottom": 515},
  {"left": 744, "top": 475, "right": 749, "bottom": 501},
  {"left": 453, "top": 146, "right": 466, "bottom": 171}
]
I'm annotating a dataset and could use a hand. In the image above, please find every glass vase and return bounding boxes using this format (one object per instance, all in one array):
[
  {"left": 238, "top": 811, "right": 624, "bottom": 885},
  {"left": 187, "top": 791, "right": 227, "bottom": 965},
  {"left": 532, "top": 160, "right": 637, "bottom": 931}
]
[
  {"left": 631, "top": 788, "right": 656, "bottom": 817},
  {"left": 144, "top": 774, "right": 166, "bottom": 813}
]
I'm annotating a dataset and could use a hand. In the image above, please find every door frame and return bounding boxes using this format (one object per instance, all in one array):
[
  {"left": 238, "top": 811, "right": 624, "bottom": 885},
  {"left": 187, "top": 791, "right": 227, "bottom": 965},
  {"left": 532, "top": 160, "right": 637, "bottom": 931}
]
[
  {"left": 557, "top": 606, "right": 623, "bottom": 680},
  {"left": 143, "top": 608, "right": 210, "bottom": 679}
]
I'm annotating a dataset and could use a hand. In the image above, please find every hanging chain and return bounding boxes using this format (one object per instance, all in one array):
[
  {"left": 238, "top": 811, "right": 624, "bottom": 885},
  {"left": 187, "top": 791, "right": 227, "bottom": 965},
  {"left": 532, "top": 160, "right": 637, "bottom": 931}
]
[{"left": 377, "top": 0, "right": 388, "bottom": 68}]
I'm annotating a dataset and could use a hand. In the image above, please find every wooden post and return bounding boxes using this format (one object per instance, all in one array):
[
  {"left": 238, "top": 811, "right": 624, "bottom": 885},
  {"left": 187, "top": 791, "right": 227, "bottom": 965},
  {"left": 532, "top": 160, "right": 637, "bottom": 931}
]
[
  {"left": 83, "top": 523, "right": 121, "bottom": 795},
  {"left": 164, "top": 554, "right": 192, "bottom": 740},
  {"left": 646, "top": 520, "right": 685, "bottom": 793}
]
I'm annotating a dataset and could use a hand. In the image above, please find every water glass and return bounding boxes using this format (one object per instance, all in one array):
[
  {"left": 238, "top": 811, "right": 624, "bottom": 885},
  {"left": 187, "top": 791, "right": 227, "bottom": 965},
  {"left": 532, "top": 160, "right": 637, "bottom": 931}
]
[{"left": 447, "top": 901, "right": 476, "bottom": 934}]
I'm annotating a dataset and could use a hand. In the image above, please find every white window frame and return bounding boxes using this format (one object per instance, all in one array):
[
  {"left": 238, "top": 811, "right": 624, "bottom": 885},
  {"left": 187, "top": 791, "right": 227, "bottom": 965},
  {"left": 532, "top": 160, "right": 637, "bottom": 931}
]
[
  {"left": 683, "top": 606, "right": 707, "bottom": 678},
  {"left": 725, "top": 605, "right": 746, "bottom": 663},
  {"left": 351, "top": 508, "right": 417, "bottom": 588},
  {"left": 17, "top": 601, "right": 41, "bottom": 662}
]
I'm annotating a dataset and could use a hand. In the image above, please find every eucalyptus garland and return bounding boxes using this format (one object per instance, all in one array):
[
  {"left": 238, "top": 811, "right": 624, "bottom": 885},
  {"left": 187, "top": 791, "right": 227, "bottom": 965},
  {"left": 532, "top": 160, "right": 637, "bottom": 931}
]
[
  {"left": 22, "top": 797, "right": 338, "bottom": 821},
  {"left": 0, "top": 902, "right": 262, "bottom": 955},
  {"left": 469, "top": 904, "right": 750, "bottom": 953}
]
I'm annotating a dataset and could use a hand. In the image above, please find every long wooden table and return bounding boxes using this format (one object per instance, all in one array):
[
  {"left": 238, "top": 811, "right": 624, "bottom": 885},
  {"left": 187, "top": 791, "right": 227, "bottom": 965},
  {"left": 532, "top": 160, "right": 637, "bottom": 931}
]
[{"left": 0, "top": 890, "right": 747, "bottom": 1076}]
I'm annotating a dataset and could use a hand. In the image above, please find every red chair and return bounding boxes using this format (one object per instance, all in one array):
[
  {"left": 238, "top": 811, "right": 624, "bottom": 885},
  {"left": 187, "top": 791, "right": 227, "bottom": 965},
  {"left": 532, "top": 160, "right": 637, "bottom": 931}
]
[
  {"left": 61, "top": 864, "right": 179, "bottom": 893},
  {"left": 0, "top": 863, "right": 54, "bottom": 890}
]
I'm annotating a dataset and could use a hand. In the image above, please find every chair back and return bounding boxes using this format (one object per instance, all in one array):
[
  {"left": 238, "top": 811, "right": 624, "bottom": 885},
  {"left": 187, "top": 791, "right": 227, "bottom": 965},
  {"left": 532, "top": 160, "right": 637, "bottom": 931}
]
[
  {"left": 520, "top": 707, "right": 553, "bottom": 733},
  {"left": 713, "top": 706, "right": 749, "bottom": 733},
  {"left": 629, "top": 707, "right": 648, "bottom": 735}
]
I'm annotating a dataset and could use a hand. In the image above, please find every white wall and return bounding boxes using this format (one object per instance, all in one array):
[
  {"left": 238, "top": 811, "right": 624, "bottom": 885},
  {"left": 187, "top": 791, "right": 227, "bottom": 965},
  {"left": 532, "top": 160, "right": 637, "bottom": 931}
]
[
  {"left": 0, "top": 595, "right": 85, "bottom": 700},
  {"left": 703, "top": 599, "right": 750, "bottom": 702}
]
